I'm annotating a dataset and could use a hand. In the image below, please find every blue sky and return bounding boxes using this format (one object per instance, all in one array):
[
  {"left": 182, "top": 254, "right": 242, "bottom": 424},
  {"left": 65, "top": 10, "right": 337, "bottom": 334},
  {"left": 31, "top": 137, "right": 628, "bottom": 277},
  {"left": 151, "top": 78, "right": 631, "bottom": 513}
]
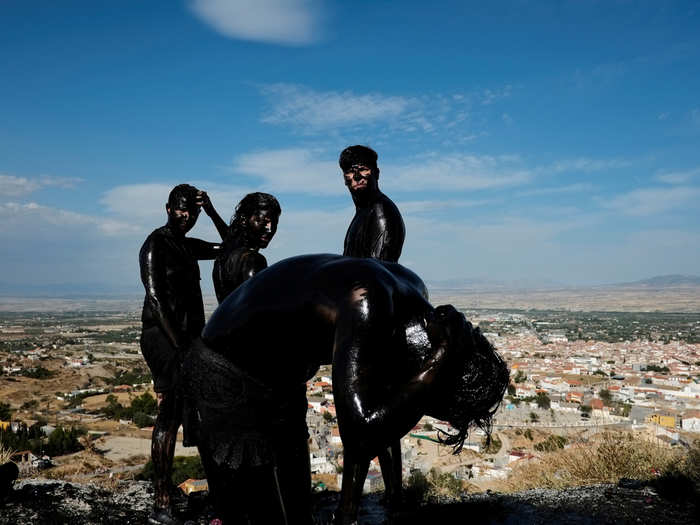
[{"left": 1, "top": 0, "right": 699, "bottom": 295}]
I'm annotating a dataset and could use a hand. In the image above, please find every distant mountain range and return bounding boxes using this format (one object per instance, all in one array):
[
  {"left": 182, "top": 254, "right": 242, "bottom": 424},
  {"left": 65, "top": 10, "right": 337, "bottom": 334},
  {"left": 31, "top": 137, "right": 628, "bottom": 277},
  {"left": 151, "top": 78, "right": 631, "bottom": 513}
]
[
  {"left": 613, "top": 274, "right": 700, "bottom": 287},
  {"left": 427, "top": 274, "right": 700, "bottom": 291}
]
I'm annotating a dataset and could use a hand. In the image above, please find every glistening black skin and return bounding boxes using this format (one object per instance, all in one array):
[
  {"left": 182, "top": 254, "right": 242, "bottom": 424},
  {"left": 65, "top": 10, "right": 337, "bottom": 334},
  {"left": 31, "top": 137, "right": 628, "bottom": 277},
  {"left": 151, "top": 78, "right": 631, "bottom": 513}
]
[
  {"left": 212, "top": 192, "right": 281, "bottom": 304},
  {"left": 138, "top": 184, "right": 227, "bottom": 521},
  {"left": 341, "top": 145, "right": 405, "bottom": 263},
  {"left": 340, "top": 144, "right": 407, "bottom": 508},
  {"left": 183, "top": 254, "right": 509, "bottom": 525}
]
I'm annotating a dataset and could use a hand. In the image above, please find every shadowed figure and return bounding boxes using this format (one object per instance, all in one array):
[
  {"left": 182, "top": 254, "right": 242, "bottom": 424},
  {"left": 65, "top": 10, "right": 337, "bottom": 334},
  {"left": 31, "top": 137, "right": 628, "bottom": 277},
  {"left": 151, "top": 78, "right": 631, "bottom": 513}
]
[
  {"left": 212, "top": 192, "right": 281, "bottom": 304},
  {"left": 182, "top": 254, "right": 509, "bottom": 524},
  {"left": 139, "top": 184, "right": 227, "bottom": 524},
  {"left": 340, "top": 145, "right": 405, "bottom": 263},
  {"left": 340, "top": 144, "right": 407, "bottom": 508}
]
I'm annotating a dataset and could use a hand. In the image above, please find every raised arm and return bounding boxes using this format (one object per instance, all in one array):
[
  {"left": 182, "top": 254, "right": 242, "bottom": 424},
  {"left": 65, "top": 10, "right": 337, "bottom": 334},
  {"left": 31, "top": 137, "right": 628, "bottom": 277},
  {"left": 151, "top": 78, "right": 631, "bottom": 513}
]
[
  {"left": 197, "top": 190, "right": 228, "bottom": 240},
  {"left": 139, "top": 236, "right": 188, "bottom": 351}
]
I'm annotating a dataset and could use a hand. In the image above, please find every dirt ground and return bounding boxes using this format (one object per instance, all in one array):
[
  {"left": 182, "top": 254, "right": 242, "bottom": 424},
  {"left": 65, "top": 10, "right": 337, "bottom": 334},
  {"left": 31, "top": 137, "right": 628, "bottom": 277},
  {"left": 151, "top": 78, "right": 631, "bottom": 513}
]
[{"left": 96, "top": 435, "right": 198, "bottom": 462}]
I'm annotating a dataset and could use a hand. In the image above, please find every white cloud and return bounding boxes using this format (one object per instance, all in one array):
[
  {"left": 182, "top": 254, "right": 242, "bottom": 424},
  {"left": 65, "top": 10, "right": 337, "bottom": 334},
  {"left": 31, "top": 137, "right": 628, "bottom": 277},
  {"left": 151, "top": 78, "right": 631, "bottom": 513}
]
[
  {"left": 229, "top": 149, "right": 534, "bottom": 195},
  {"left": 261, "top": 84, "right": 412, "bottom": 130},
  {"left": 0, "top": 201, "right": 140, "bottom": 237},
  {"left": 232, "top": 148, "right": 341, "bottom": 195},
  {"left": 602, "top": 186, "right": 700, "bottom": 216},
  {"left": 384, "top": 154, "right": 532, "bottom": 192},
  {"left": 0, "top": 175, "right": 39, "bottom": 196},
  {"left": 100, "top": 182, "right": 256, "bottom": 227},
  {"left": 655, "top": 167, "right": 700, "bottom": 185},
  {"left": 0, "top": 174, "right": 82, "bottom": 197},
  {"left": 187, "top": 0, "right": 322, "bottom": 45},
  {"left": 259, "top": 84, "right": 513, "bottom": 135}
]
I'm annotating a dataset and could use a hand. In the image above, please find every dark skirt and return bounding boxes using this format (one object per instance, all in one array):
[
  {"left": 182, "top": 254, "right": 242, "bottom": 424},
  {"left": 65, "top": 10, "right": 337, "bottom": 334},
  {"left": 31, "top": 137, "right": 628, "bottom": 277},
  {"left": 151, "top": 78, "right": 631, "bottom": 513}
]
[{"left": 181, "top": 339, "right": 309, "bottom": 470}]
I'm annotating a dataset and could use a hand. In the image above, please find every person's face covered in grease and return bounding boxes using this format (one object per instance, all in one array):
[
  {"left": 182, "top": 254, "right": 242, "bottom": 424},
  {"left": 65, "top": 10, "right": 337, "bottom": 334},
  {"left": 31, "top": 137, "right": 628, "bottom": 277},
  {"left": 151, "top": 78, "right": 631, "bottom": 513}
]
[
  {"left": 247, "top": 208, "right": 279, "bottom": 249},
  {"left": 166, "top": 192, "right": 201, "bottom": 235},
  {"left": 343, "top": 164, "right": 378, "bottom": 195}
]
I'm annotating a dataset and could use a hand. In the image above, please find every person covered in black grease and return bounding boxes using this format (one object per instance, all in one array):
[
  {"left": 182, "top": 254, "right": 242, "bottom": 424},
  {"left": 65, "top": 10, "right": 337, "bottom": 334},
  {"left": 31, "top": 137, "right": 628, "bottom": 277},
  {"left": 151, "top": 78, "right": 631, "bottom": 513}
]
[
  {"left": 183, "top": 254, "right": 509, "bottom": 525},
  {"left": 340, "top": 144, "right": 407, "bottom": 508},
  {"left": 212, "top": 192, "right": 281, "bottom": 303},
  {"left": 139, "top": 183, "right": 227, "bottom": 525},
  {"left": 341, "top": 144, "right": 405, "bottom": 263}
]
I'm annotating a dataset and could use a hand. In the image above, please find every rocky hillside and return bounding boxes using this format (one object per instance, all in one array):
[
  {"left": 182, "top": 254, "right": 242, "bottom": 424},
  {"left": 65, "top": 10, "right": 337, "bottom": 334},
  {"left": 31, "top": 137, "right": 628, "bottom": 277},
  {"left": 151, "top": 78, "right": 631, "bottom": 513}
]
[{"left": 1, "top": 477, "right": 697, "bottom": 524}]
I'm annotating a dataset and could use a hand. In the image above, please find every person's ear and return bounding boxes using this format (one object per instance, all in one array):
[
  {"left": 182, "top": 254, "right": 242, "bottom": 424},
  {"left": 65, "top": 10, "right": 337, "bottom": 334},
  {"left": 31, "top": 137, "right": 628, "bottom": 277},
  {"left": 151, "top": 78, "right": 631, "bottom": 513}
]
[
  {"left": 375, "top": 167, "right": 380, "bottom": 180},
  {"left": 165, "top": 203, "right": 170, "bottom": 214}
]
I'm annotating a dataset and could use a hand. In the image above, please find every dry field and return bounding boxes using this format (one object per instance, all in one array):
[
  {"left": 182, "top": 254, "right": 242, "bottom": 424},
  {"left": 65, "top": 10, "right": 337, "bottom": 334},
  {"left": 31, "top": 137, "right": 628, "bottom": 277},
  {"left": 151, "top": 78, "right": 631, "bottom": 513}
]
[{"left": 431, "top": 285, "right": 700, "bottom": 312}]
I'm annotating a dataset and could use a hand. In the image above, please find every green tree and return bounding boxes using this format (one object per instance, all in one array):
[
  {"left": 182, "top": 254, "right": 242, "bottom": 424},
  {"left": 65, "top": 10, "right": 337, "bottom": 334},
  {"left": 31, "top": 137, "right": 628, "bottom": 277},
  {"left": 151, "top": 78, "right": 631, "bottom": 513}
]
[
  {"left": 514, "top": 370, "right": 526, "bottom": 383},
  {"left": 507, "top": 384, "right": 516, "bottom": 396},
  {"left": 599, "top": 389, "right": 612, "bottom": 406},
  {"left": 132, "top": 412, "right": 155, "bottom": 428},
  {"left": 130, "top": 392, "right": 157, "bottom": 416},
  {"left": 535, "top": 392, "right": 551, "bottom": 410},
  {"left": 529, "top": 412, "right": 539, "bottom": 423}
]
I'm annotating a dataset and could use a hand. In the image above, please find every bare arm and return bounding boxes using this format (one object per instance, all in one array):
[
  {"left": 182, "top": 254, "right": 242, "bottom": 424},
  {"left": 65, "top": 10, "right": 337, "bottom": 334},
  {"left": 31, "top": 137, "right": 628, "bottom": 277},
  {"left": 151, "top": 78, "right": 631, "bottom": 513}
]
[
  {"left": 185, "top": 237, "right": 221, "bottom": 260},
  {"left": 369, "top": 200, "right": 405, "bottom": 262},
  {"left": 332, "top": 288, "right": 446, "bottom": 456}
]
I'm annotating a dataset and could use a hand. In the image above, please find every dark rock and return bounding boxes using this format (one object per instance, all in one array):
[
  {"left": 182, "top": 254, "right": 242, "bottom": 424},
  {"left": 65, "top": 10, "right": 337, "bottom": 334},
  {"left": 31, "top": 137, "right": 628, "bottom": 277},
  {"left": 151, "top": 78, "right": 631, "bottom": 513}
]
[{"left": 0, "top": 479, "right": 697, "bottom": 524}]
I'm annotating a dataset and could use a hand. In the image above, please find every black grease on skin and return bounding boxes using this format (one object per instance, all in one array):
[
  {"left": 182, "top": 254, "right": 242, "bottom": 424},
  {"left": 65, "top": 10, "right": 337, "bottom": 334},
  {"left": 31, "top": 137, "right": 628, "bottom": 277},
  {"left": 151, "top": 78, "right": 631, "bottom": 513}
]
[
  {"left": 183, "top": 255, "right": 509, "bottom": 524},
  {"left": 340, "top": 145, "right": 407, "bottom": 511},
  {"left": 138, "top": 184, "right": 226, "bottom": 512},
  {"left": 341, "top": 145, "right": 406, "bottom": 263},
  {"left": 212, "top": 192, "right": 281, "bottom": 304}
]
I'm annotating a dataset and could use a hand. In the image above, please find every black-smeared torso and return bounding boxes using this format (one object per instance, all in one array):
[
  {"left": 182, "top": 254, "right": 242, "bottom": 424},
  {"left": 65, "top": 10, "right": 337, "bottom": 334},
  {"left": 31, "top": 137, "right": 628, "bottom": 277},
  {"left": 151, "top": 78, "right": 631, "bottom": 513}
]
[
  {"left": 212, "top": 246, "right": 267, "bottom": 304},
  {"left": 344, "top": 191, "right": 405, "bottom": 263},
  {"left": 140, "top": 225, "right": 206, "bottom": 337}
]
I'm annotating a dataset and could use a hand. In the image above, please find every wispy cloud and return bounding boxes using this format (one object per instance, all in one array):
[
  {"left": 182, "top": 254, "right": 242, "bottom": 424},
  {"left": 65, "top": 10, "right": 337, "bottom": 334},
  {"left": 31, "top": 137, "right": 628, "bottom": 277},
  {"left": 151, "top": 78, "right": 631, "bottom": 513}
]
[
  {"left": 187, "top": 0, "right": 323, "bottom": 45},
  {"left": 517, "top": 182, "right": 594, "bottom": 197},
  {"left": 602, "top": 185, "right": 700, "bottom": 216},
  {"left": 397, "top": 199, "right": 493, "bottom": 213},
  {"left": 259, "top": 83, "right": 513, "bottom": 135},
  {"left": 547, "top": 158, "right": 630, "bottom": 174},
  {"left": 261, "top": 84, "right": 413, "bottom": 130},
  {"left": 384, "top": 154, "right": 532, "bottom": 192},
  {"left": 655, "top": 167, "right": 700, "bottom": 185},
  {"left": 0, "top": 174, "right": 83, "bottom": 197}
]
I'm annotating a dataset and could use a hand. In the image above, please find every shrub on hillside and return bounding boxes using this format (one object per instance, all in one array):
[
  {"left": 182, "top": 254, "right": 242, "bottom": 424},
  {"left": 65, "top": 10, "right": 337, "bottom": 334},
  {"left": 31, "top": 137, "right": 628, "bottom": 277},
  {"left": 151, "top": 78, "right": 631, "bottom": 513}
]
[
  {"left": 502, "top": 432, "right": 681, "bottom": 492},
  {"left": 137, "top": 455, "right": 205, "bottom": 486}
]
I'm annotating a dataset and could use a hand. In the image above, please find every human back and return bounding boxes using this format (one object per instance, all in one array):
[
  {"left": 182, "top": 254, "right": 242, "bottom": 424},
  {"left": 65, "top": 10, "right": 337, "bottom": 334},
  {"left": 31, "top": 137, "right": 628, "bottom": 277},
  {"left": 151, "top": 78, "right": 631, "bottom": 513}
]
[{"left": 202, "top": 254, "right": 429, "bottom": 385}]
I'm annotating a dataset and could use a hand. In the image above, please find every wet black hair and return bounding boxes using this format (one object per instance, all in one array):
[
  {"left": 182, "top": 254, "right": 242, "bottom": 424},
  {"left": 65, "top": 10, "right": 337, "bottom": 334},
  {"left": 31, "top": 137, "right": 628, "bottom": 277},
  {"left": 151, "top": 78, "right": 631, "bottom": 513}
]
[
  {"left": 167, "top": 184, "right": 199, "bottom": 209},
  {"left": 431, "top": 305, "right": 510, "bottom": 454},
  {"left": 339, "top": 145, "right": 379, "bottom": 173},
  {"left": 222, "top": 192, "right": 281, "bottom": 249}
]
